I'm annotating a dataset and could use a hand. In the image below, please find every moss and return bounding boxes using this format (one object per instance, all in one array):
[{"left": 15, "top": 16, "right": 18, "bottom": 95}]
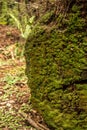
[
  {"left": 25, "top": 2, "right": 87, "bottom": 130},
  {"left": 40, "top": 11, "right": 55, "bottom": 24}
]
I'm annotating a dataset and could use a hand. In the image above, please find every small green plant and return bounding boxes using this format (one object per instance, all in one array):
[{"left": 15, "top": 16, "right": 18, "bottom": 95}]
[
  {"left": 9, "top": 13, "right": 35, "bottom": 39},
  {"left": 4, "top": 74, "right": 20, "bottom": 86}
]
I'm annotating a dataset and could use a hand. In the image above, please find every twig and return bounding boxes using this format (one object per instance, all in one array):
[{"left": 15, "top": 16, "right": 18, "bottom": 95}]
[
  {"left": 18, "top": 110, "right": 49, "bottom": 130},
  {"left": 37, "top": 122, "right": 50, "bottom": 130}
]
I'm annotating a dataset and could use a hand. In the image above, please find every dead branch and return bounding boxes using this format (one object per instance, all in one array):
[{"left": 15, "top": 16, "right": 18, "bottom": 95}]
[{"left": 18, "top": 110, "right": 50, "bottom": 130}]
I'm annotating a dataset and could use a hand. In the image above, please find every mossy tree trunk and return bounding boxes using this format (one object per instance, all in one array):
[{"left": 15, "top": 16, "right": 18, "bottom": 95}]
[{"left": 25, "top": 0, "right": 87, "bottom": 129}]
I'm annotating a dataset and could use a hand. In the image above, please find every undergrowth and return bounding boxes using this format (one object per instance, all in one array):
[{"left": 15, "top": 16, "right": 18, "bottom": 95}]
[{"left": 0, "top": 45, "right": 32, "bottom": 129}]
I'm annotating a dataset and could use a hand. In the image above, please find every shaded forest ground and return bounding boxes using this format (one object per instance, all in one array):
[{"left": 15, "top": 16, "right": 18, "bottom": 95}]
[{"left": 0, "top": 25, "right": 46, "bottom": 130}]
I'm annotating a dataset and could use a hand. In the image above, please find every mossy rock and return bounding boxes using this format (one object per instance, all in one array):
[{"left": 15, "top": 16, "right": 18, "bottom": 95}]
[{"left": 25, "top": 2, "right": 87, "bottom": 130}]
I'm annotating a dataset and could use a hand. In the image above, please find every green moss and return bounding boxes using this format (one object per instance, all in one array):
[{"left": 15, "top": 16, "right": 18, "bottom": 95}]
[
  {"left": 40, "top": 11, "right": 55, "bottom": 24},
  {"left": 25, "top": 3, "right": 87, "bottom": 130}
]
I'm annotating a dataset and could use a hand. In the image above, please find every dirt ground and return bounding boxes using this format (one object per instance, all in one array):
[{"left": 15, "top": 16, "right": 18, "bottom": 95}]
[{"left": 0, "top": 25, "right": 30, "bottom": 129}]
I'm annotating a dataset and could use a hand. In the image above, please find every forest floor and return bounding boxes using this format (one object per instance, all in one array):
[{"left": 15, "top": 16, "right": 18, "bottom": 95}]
[{"left": 0, "top": 25, "right": 46, "bottom": 130}]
